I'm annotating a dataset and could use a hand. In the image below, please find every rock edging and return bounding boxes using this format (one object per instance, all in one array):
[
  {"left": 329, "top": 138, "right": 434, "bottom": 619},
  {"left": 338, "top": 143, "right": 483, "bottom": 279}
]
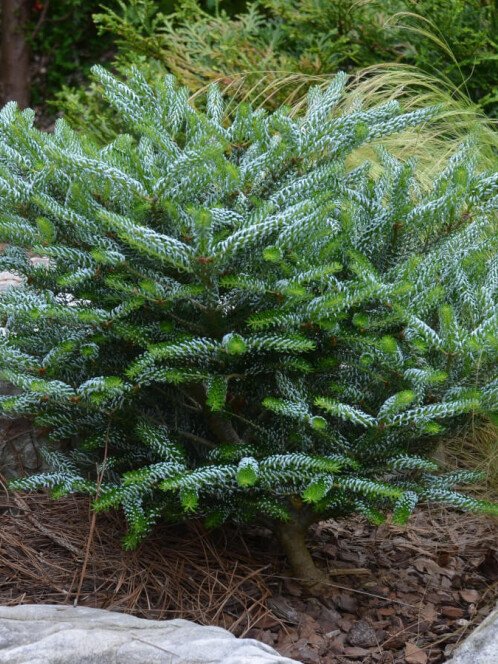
[
  {"left": 0, "top": 604, "right": 302, "bottom": 664},
  {"left": 446, "top": 602, "right": 498, "bottom": 664}
]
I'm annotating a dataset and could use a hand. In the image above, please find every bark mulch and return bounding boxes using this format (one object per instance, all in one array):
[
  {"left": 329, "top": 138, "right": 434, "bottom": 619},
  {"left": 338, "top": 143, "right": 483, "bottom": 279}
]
[{"left": 0, "top": 484, "right": 497, "bottom": 664}]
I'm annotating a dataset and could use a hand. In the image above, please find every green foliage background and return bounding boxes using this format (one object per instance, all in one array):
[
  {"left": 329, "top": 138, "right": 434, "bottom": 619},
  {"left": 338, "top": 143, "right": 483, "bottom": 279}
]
[
  {"left": 51, "top": 0, "right": 498, "bottom": 141},
  {"left": 26, "top": 0, "right": 116, "bottom": 107},
  {"left": 18, "top": 0, "right": 247, "bottom": 107}
]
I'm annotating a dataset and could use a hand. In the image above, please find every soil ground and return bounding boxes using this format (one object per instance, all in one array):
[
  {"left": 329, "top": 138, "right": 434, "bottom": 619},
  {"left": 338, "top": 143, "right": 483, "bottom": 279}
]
[{"left": 0, "top": 487, "right": 497, "bottom": 664}]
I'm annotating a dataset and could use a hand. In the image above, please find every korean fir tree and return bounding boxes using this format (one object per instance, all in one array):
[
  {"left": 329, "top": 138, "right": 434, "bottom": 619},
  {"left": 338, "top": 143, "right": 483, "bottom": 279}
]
[{"left": 1, "top": 68, "right": 497, "bottom": 586}]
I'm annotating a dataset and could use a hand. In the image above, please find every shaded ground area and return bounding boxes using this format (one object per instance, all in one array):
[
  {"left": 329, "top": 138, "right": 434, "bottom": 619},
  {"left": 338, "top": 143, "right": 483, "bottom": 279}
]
[{"left": 0, "top": 486, "right": 497, "bottom": 664}]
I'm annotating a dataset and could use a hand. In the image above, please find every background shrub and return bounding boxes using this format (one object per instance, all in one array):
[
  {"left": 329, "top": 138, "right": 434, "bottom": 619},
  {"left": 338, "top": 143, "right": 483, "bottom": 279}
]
[{"left": 53, "top": 0, "right": 498, "bottom": 135}]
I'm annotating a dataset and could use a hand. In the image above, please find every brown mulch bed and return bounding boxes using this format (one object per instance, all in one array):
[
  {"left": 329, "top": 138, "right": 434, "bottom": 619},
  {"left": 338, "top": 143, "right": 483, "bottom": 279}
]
[{"left": 0, "top": 486, "right": 497, "bottom": 664}]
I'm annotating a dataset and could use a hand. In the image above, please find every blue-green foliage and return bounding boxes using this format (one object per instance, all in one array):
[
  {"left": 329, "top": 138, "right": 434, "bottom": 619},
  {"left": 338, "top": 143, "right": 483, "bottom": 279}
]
[{"left": 1, "top": 68, "right": 497, "bottom": 548}]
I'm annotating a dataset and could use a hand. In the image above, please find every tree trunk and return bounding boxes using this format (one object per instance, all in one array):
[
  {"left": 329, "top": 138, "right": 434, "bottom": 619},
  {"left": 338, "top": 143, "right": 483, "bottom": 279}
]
[
  {"left": 276, "top": 519, "right": 328, "bottom": 587},
  {"left": 1, "top": 0, "right": 31, "bottom": 108}
]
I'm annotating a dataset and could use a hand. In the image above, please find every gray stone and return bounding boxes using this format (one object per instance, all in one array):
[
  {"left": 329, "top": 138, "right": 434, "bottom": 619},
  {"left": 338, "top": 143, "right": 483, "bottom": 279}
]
[
  {"left": 0, "top": 381, "right": 48, "bottom": 479},
  {"left": 347, "top": 619, "right": 376, "bottom": 648},
  {"left": 446, "top": 602, "right": 498, "bottom": 664},
  {"left": 0, "top": 260, "right": 62, "bottom": 479},
  {"left": 0, "top": 604, "right": 302, "bottom": 664}
]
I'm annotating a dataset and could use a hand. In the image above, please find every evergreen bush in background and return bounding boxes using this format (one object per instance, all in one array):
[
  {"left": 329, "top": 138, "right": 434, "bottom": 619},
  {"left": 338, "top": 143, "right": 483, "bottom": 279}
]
[
  {"left": 54, "top": 0, "right": 498, "bottom": 143},
  {"left": 1, "top": 69, "right": 497, "bottom": 583}
]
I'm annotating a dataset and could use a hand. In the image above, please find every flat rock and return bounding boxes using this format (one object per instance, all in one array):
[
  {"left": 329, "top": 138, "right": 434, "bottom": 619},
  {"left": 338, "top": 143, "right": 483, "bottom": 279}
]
[
  {"left": 0, "top": 257, "right": 50, "bottom": 292},
  {"left": 0, "top": 604, "right": 302, "bottom": 664},
  {"left": 347, "top": 619, "right": 376, "bottom": 648},
  {"left": 0, "top": 271, "right": 23, "bottom": 291},
  {"left": 446, "top": 602, "right": 498, "bottom": 664}
]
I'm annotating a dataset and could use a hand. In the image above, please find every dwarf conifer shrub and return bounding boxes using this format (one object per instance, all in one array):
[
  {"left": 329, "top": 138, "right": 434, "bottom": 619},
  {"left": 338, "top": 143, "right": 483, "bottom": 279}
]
[{"left": 1, "top": 68, "right": 497, "bottom": 583}]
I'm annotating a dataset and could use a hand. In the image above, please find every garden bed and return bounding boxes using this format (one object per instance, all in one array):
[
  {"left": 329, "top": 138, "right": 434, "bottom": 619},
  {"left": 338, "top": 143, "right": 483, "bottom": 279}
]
[{"left": 0, "top": 485, "right": 497, "bottom": 663}]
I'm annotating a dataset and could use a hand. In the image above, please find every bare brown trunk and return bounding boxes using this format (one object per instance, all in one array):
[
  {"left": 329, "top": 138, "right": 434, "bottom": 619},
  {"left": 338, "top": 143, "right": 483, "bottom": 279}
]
[
  {"left": 276, "top": 519, "right": 328, "bottom": 587},
  {"left": 1, "top": 0, "right": 31, "bottom": 108}
]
